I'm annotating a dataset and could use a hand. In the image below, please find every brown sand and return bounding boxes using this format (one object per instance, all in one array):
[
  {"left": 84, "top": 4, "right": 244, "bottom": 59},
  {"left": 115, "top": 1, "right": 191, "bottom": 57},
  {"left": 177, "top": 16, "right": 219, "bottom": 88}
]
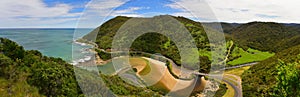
[
  {"left": 118, "top": 57, "right": 207, "bottom": 94},
  {"left": 141, "top": 57, "right": 206, "bottom": 92}
]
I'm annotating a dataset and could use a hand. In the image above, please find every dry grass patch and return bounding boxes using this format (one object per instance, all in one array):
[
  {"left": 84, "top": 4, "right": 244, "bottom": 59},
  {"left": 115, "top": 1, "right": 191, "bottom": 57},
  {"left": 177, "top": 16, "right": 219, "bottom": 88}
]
[
  {"left": 225, "top": 66, "right": 251, "bottom": 76},
  {"left": 222, "top": 82, "right": 235, "bottom": 97}
]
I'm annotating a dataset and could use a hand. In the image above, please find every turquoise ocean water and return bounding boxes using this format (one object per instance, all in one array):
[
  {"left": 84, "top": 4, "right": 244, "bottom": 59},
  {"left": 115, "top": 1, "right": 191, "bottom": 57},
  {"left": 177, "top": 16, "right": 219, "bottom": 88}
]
[{"left": 0, "top": 28, "right": 94, "bottom": 64}]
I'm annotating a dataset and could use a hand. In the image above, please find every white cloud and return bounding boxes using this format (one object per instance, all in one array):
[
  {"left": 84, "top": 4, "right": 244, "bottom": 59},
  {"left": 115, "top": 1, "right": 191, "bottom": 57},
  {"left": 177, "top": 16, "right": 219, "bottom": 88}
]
[
  {"left": 77, "top": 0, "right": 146, "bottom": 28},
  {"left": 0, "top": 0, "right": 81, "bottom": 28},
  {"left": 166, "top": 0, "right": 218, "bottom": 21},
  {"left": 109, "top": 7, "right": 146, "bottom": 17},
  {"left": 167, "top": 0, "right": 300, "bottom": 23},
  {"left": 0, "top": 0, "right": 74, "bottom": 18},
  {"left": 3, "top": 0, "right": 300, "bottom": 28},
  {"left": 87, "top": 0, "right": 126, "bottom": 10},
  {"left": 85, "top": 0, "right": 125, "bottom": 17}
]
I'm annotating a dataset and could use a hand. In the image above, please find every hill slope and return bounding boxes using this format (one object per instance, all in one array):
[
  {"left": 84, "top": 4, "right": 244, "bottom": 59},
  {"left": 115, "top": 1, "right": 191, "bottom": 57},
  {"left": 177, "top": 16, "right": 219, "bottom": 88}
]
[
  {"left": 83, "top": 15, "right": 220, "bottom": 72},
  {"left": 0, "top": 38, "right": 84, "bottom": 96},
  {"left": 232, "top": 22, "right": 300, "bottom": 52},
  {"left": 242, "top": 44, "right": 300, "bottom": 96}
]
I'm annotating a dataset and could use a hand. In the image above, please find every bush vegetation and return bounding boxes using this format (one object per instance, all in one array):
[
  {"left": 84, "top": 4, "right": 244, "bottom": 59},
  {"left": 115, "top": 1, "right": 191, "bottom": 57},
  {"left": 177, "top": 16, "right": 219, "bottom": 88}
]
[
  {"left": 242, "top": 44, "right": 300, "bottom": 96},
  {"left": 0, "top": 38, "right": 165, "bottom": 96},
  {"left": 0, "top": 38, "right": 84, "bottom": 96}
]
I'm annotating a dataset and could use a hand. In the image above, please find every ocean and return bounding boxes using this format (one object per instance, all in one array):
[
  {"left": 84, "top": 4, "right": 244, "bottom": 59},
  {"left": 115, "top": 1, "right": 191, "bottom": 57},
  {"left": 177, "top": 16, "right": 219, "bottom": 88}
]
[{"left": 0, "top": 28, "right": 94, "bottom": 64}]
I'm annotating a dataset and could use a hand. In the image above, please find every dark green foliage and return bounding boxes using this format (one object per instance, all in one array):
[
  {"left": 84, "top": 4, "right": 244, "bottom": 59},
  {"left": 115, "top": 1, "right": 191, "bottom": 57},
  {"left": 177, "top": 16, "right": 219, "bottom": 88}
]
[
  {"left": 132, "top": 68, "right": 137, "bottom": 72},
  {"left": 0, "top": 54, "right": 19, "bottom": 81},
  {"left": 147, "top": 85, "right": 169, "bottom": 95},
  {"left": 271, "top": 60, "right": 300, "bottom": 97},
  {"left": 213, "top": 83, "right": 227, "bottom": 97},
  {"left": 95, "top": 49, "right": 111, "bottom": 60},
  {"left": 100, "top": 74, "right": 161, "bottom": 96},
  {"left": 28, "top": 62, "right": 80, "bottom": 96},
  {"left": 232, "top": 22, "right": 300, "bottom": 52},
  {"left": 199, "top": 56, "right": 211, "bottom": 73},
  {"left": 0, "top": 38, "right": 25, "bottom": 60},
  {"left": 202, "top": 22, "right": 241, "bottom": 34},
  {"left": 131, "top": 33, "right": 169, "bottom": 54},
  {"left": 0, "top": 38, "right": 84, "bottom": 96},
  {"left": 242, "top": 44, "right": 300, "bottom": 97}
]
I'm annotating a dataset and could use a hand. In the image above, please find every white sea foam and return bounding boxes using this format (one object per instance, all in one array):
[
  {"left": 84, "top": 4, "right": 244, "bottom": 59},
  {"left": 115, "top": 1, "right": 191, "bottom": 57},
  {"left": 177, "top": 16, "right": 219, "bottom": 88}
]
[
  {"left": 71, "top": 40, "right": 95, "bottom": 65},
  {"left": 71, "top": 55, "right": 94, "bottom": 65},
  {"left": 83, "top": 55, "right": 91, "bottom": 60},
  {"left": 74, "top": 41, "right": 87, "bottom": 46},
  {"left": 71, "top": 61, "right": 79, "bottom": 65}
]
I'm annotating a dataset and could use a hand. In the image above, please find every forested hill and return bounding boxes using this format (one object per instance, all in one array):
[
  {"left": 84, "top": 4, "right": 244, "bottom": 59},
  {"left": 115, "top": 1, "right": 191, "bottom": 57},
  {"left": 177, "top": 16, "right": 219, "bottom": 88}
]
[
  {"left": 84, "top": 15, "right": 300, "bottom": 54},
  {"left": 202, "top": 22, "right": 241, "bottom": 34},
  {"left": 229, "top": 22, "right": 300, "bottom": 96},
  {"left": 0, "top": 38, "right": 84, "bottom": 96},
  {"left": 232, "top": 22, "right": 300, "bottom": 52},
  {"left": 82, "top": 15, "right": 300, "bottom": 69},
  {"left": 83, "top": 15, "right": 218, "bottom": 71},
  {"left": 242, "top": 44, "right": 300, "bottom": 96}
]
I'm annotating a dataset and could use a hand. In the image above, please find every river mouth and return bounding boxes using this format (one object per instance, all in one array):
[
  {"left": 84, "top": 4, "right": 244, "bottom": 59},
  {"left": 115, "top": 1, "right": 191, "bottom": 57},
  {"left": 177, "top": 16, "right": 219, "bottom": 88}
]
[{"left": 97, "top": 57, "right": 206, "bottom": 95}]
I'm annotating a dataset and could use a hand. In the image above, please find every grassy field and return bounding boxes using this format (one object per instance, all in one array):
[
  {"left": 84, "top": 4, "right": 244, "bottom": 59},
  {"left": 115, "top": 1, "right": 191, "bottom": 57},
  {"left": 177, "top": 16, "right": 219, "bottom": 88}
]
[
  {"left": 227, "top": 47, "right": 274, "bottom": 66},
  {"left": 225, "top": 66, "right": 251, "bottom": 76}
]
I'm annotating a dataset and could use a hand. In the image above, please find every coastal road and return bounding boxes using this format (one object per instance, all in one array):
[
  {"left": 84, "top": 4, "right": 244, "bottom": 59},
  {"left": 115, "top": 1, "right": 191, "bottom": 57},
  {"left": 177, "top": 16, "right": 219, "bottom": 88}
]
[
  {"left": 97, "top": 48, "right": 255, "bottom": 97},
  {"left": 223, "top": 62, "right": 257, "bottom": 70},
  {"left": 193, "top": 62, "right": 257, "bottom": 76},
  {"left": 222, "top": 76, "right": 242, "bottom": 97}
]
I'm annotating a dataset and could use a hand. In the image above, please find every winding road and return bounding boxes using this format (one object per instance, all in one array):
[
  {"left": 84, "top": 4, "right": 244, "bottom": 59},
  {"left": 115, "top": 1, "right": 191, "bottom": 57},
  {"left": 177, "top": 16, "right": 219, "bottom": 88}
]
[
  {"left": 222, "top": 77, "right": 242, "bottom": 97},
  {"left": 94, "top": 42, "right": 256, "bottom": 97}
]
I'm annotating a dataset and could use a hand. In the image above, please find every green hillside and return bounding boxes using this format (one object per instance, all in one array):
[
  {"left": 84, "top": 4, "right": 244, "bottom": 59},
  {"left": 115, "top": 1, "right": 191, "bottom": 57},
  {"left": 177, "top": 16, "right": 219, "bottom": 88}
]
[
  {"left": 227, "top": 44, "right": 274, "bottom": 66},
  {"left": 0, "top": 38, "right": 84, "bottom": 96},
  {"left": 230, "top": 22, "right": 300, "bottom": 96},
  {"left": 83, "top": 16, "right": 276, "bottom": 67},
  {"left": 242, "top": 44, "right": 300, "bottom": 96},
  {"left": 232, "top": 22, "right": 300, "bottom": 52},
  {"left": 0, "top": 38, "right": 164, "bottom": 97},
  {"left": 83, "top": 15, "right": 218, "bottom": 72}
]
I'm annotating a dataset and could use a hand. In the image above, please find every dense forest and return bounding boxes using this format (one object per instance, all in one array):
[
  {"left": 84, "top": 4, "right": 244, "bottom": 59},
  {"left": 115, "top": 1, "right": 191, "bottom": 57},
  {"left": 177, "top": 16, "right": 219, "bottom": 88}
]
[
  {"left": 242, "top": 43, "right": 300, "bottom": 96},
  {"left": 232, "top": 22, "right": 300, "bottom": 52}
]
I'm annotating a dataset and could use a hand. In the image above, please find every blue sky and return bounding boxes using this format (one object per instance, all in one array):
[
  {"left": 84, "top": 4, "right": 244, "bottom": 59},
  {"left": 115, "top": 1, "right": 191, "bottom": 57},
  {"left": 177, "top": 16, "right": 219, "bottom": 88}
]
[
  {"left": 0, "top": 0, "right": 299, "bottom": 28},
  {"left": 43, "top": 0, "right": 89, "bottom": 12}
]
